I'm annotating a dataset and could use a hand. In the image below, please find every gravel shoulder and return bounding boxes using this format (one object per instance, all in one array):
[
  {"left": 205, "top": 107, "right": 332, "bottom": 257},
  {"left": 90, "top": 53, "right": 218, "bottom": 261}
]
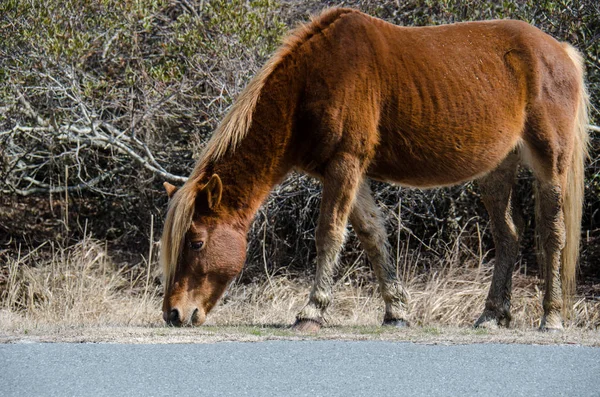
[{"left": 1, "top": 325, "right": 599, "bottom": 345}]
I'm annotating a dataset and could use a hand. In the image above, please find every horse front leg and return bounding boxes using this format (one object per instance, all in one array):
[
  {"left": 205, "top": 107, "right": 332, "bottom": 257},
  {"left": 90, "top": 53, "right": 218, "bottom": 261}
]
[
  {"left": 349, "top": 180, "right": 409, "bottom": 327},
  {"left": 294, "top": 155, "right": 362, "bottom": 332},
  {"left": 475, "top": 152, "right": 522, "bottom": 328}
]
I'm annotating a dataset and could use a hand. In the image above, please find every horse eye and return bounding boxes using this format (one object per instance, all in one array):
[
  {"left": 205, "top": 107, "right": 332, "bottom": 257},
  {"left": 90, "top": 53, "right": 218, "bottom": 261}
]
[{"left": 189, "top": 241, "right": 204, "bottom": 251}]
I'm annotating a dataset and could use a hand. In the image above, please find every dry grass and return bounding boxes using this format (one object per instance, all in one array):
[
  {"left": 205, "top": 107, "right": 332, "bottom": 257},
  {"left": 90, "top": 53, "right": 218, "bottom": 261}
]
[
  {"left": 1, "top": 238, "right": 598, "bottom": 342},
  {"left": 1, "top": 238, "right": 162, "bottom": 331},
  {"left": 210, "top": 259, "right": 600, "bottom": 330}
]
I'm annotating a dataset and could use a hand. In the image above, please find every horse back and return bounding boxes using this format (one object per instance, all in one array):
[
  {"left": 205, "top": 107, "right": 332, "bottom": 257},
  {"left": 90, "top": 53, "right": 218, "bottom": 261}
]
[{"left": 292, "top": 11, "right": 577, "bottom": 187}]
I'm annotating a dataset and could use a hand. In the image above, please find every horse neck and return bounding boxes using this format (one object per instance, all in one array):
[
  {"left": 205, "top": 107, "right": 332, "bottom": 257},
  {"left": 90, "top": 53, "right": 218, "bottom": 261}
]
[{"left": 211, "top": 68, "right": 298, "bottom": 227}]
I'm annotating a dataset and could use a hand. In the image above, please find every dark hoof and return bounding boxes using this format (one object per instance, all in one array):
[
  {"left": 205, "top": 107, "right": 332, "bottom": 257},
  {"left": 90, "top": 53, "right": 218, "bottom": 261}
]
[
  {"left": 539, "top": 326, "right": 563, "bottom": 333},
  {"left": 383, "top": 319, "right": 409, "bottom": 328},
  {"left": 292, "top": 319, "right": 322, "bottom": 333},
  {"left": 474, "top": 316, "right": 498, "bottom": 330},
  {"left": 474, "top": 311, "right": 510, "bottom": 329}
]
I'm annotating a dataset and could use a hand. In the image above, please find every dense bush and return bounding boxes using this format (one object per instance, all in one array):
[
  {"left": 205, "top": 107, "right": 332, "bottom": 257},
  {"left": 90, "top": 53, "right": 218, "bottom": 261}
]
[
  {"left": 0, "top": 1, "right": 598, "bottom": 281},
  {"left": 0, "top": 0, "right": 287, "bottom": 251}
]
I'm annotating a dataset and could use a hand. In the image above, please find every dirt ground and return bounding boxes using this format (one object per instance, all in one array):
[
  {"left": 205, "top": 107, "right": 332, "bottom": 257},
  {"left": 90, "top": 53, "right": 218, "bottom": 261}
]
[{"left": 1, "top": 322, "right": 599, "bottom": 346}]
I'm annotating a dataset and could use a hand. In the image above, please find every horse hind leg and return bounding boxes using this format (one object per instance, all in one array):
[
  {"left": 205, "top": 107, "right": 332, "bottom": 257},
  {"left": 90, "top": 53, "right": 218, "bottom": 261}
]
[
  {"left": 526, "top": 117, "right": 578, "bottom": 331},
  {"left": 294, "top": 154, "right": 363, "bottom": 332},
  {"left": 475, "top": 151, "right": 523, "bottom": 328},
  {"left": 349, "top": 180, "right": 409, "bottom": 327},
  {"left": 534, "top": 177, "right": 567, "bottom": 331}
]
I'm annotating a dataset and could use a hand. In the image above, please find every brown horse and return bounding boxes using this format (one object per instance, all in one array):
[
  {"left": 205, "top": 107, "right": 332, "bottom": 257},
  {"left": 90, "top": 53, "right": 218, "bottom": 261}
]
[{"left": 160, "top": 8, "right": 589, "bottom": 331}]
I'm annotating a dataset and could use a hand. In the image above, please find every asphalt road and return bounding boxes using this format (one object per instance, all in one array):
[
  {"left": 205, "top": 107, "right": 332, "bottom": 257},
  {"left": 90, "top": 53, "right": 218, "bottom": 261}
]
[{"left": 1, "top": 341, "right": 599, "bottom": 397}]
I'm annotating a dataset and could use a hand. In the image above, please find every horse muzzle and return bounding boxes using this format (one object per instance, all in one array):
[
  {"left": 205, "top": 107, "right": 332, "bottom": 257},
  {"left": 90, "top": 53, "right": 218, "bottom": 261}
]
[{"left": 163, "top": 306, "right": 206, "bottom": 327}]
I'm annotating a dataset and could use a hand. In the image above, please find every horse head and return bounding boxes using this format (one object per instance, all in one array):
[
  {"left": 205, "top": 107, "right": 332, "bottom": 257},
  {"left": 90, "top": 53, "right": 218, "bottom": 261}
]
[{"left": 160, "top": 174, "right": 247, "bottom": 326}]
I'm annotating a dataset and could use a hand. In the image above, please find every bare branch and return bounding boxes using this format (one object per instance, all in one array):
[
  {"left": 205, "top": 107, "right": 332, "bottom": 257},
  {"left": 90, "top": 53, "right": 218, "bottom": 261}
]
[
  {"left": 5, "top": 124, "right": 187, "bottom": 184},
  {"left": 1, "top": 165, "right": 129, "bottom": 196},
  {"left": 15, "top": 90, "right": 48, "bottom": 127}
]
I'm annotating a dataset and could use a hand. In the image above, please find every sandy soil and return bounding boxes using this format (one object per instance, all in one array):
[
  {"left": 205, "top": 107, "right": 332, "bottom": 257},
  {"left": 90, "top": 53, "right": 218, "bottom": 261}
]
[{"left": 2, "top": 324, "right": 599, "bottom": 345}]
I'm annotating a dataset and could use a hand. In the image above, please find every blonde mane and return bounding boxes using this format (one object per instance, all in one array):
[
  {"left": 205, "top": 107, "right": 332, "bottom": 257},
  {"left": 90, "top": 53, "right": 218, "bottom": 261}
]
[
  {"left": 192, "top": 7, "right": 359, "bottom": 176},
  {"left": 160, "top": 8, "right": 359, "bottom": 289}
]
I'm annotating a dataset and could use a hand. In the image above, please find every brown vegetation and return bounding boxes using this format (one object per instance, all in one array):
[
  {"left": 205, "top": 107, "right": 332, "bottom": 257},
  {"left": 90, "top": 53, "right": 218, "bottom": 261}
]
[{"left": 2, "top": 236, "right": 598, "bottom": 337}]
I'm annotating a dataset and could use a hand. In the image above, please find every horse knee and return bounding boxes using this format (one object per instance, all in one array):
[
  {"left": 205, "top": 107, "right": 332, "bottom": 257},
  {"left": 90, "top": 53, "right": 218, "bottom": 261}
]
[{"left": 315, "top": 224, "right": 345, "bottom": 251}]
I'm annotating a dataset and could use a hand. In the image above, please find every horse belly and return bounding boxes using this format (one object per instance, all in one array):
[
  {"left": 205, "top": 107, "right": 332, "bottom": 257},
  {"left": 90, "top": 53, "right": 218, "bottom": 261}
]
[{"left": 367, "top": 126, "right": 520, "bottom": 188}]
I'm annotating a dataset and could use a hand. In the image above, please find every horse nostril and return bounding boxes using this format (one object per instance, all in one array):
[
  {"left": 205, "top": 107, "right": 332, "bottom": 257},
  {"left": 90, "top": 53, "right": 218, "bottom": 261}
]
[
  {"left": 167, "top": 309, "right": 180, "bottom": 325},
  {"left": 191, "top": 308, "right": 199, "bottom": 324}
]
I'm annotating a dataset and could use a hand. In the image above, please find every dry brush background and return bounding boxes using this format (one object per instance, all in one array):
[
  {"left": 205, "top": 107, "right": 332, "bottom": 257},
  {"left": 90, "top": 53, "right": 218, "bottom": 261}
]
[{"left": 0, "top": 0, "right": 599, "bottom": 333}]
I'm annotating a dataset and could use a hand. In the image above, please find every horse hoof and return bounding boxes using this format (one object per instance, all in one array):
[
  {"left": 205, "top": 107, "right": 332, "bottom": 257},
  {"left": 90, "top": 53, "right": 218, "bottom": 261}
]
[
  {"left": 539, "top": 315, "right": 563, "bottom": 333},
  {"left": 474, "top": 311, "right": 510, "bottom": 329},
  {"left": 292, "top": 319, "right": 322, "bottom": 333},
  {"left": 539, "top": 326, "right": 563, "bottom": 333},
  {"left": 382, "top": 319, "right": 409, "bottom": 328},
  {"left": 474, "top": 316, "right": 499, "bottom": 330}
]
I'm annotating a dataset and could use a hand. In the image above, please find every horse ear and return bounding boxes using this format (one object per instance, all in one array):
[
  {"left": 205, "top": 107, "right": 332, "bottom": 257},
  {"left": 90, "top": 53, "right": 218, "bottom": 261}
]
[
  {"left": 199, "top": 174, "right": 222, "bottom": 210},
  {"left": 163, "top": 182, "right": 178, "bottom": 198}
]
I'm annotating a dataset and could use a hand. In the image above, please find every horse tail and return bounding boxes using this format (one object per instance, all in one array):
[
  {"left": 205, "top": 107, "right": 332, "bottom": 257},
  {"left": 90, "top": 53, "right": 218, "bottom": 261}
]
[{"left": 561, "top": 43, "right": 590, "bottom": 304}]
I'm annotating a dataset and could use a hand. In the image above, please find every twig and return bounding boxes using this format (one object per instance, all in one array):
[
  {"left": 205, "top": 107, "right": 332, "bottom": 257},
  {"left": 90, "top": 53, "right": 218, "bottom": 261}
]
[
  {"left": 6, "top": 124, "right": 187, "bottom": 184},
  {"left": 15, "top": 90, "right": 48, "bottom": 127},
  {"left": 1, "top": 165, "right": 129, "bottom": 196}
]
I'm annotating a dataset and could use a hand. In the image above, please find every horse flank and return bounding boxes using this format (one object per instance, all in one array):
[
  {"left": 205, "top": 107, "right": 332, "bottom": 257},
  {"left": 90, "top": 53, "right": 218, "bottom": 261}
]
[{"left": 161, "top": 8, "right": 360, "bottom": 289}]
